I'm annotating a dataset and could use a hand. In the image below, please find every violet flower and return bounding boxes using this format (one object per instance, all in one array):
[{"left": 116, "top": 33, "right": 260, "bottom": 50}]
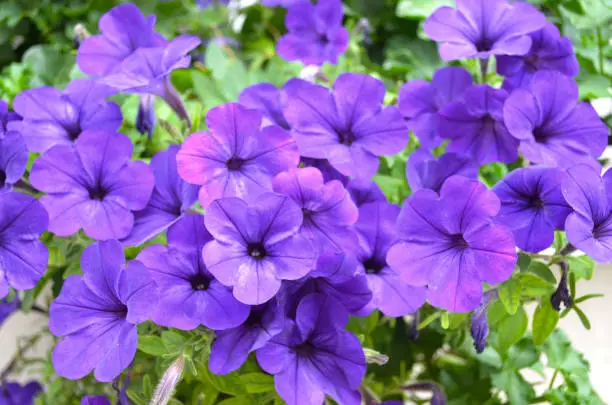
[
  {"left": 136, "top": 94, "right": 156, "bottom": 138},
  {"left": 398, "top": 66, "right": 473, "bottom": 148},
  {"left": 13, "top": 79, "right": 122, "bottom": 153},
  {"left": 0, "top": 382, "right": 42, "bottom": 405},
  {"left": 301, "top": 157, "right": 348, "bottom": 184},
  {"left": 387, "top": 176, "right": 517, "bottom": 312},
  {"left": 0, "top": 296, "right": 19, "bottom": 327},
  {"left": 439, "top": 84, "right": 519, "bottom": 164},
  {"left": 203, "top": 193, "right": 316, "bottom": 305},
  {"left": 0, "top": 100, "right": 21, "bottom": 137},
  {"left": 355, "top": 202, "right": 426, "bottom": 317},
  {"left": 470, "top": 289, "right": 498, "bottom": 353},
  {"left": 424, "top": 0, "right": 546, "bottom": 61},
  {"left": 137, "top": 215, "right": 249, "bottom": 330},
  {"left": 30, "top": 130, "right": 154, "bottom": 241},
  {"left": 493, "top": 167, "right": 572, "bottom": 253},
  {"left": 50, "top": 240, "right": 158, "bottom": 382},
  {"left": 209, "top": 299, "right": 285, "bottom": 375},
  {"left": 277, "top": 0, "right": 349, "bottom": 65},
  {"left": 177, "top": 103, "right": 299, "bottom": 208},
  {"left": 406, "top": 149, "right": 479, "bottom": 194},
  {"left": 121, "top": 145, "right": 199, "bottom": 246},
  {"left": 0, "top": 192, "right": 49, "bottom": 299},
  {"left": 0, "top": 132, "right": 28, "bottom": 193},
  {"left": 283, "top": 73, "right": 407, "bottom": 179},
  {"left": 81, "top": 397, "right": 112, "bottom": 405},
  {"left": 238, "top": 83, "right": 290, "bottom": 130},
  {"left": 256, "top": 293, "right": 366, "bottom": 405},
  {"left": 504, "top": 71, "right": 608, "bottom": 168},
  {"left": 497, "top": 22, "right": 579, "bottom": 91},
  {"left": 263, "top": 0, "right": 300, "bottom": 6},
  {"left": 273, "top": 168, "right": 359, "bottom": 254},
  {"left": 346, "top": 179, "right": 386, "bottom": 207},
  {"left": 562, "top": 165, "right": 612, "bottom": 262}
]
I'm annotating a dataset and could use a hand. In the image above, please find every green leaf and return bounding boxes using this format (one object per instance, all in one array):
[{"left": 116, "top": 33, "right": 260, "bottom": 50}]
[
  {"left": 576, "top": 74, "right": 612, "bottom": 99},
  {"left": 396, "top": 0, "right": 453, "bottom": 18},
  {"left": 573, "top": 305, "right": 591, "bottom": 330},
  {"left": 22, "top": 44, "right": 74, "bottom": 86},
  {"left": 417, "top": 311, "right": 441, "bottom": 330},
  {"left": 506, "top": 339, "right": 539, "bottom": 370},
  {"left": 532, "top": 299, "right": 559, "bottom": 345},
  {"left": 498, "top": 278, "right": 521, "bottom": 315},
  {"left": 491, "top": 369, "right": 535, "bottom": 405},
  {"left": 216, "top": 398, "right": 254, "bottom": 405},
  {"left": 518, "top": 273, "right": 556, "bottom": 297},
  {"left": 526, "top": 261, "right": 556, "bottom": 284},
  {"left": 567, "top": 255, "right": 595, "bottom": 280},
  {"left": 161, "top": 330, "right": 188, "bottom": 353},
  {"left": 191, "top": 70, "right": 228, "bottom": 108},
  {"left": 553, "top": 231, "right": 568, "bottom": 254},
  {"left": 239, "top": 372, "right": 275, "bottom": 394},
  {"left": 440, "top": 312, "right": 450, "bottom": 329},
  {"left": 573, "top": 293, "right": 605, "bottom": 304},
  {"left": 138, "top": 335, "right": 167, "bottom": 356},
  {"left": 495, "top": 307, "right": 528, "bottom": 352},
  {"left": 200, "top": 366, "right": 246, "bottom": 396},
  {"left": 517, "top": 253, "right": 531, "bottom": 272}
]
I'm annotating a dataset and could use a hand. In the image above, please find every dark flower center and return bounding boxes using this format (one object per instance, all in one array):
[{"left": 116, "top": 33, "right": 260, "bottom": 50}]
[
  {"left": 244, "top": 308, "right": 265, "bottom": 327},
  {"left": 226, "top": 157, "right": 245, "bottom": 171},
  {"left": 301, "top": 208, "right": 314, "bottom": 221},
  {"left": 64, "top": 120, "right": 83, "bottom": 141},
  {"left": 363, "top": 256, "right": 386, "bottom": 274},
  {"left": 0, "top": 170, "right": 6, "bottom": 189},
  {"left": 248, "top": 243, "right": 267, "bottom": 261},
  {"left": 88, "top": 184, "right": 109, "bottom": 201},
  {"left": 449, "top": 233, "right": 469, "bottom": 249},
  {"left": 318, "top": 34, "right": 331, "bottom": 46},
  {"left": 338, "top": 129, "right": 356, "bottom": 146},
  {"left": 533, "top": 127, "right": 548, "bottom": 144},
  {"left": 295, "top": 341, "right": 316, "bottom": 356},
  {"left": 527, "top": 195, "right": 545, "bottom": 209},
  {"left": 189, "top": 274, "right": 211, "bottom": 291},
  {"left": 475, "top": 36, "right": 495, "bottom": 52}
]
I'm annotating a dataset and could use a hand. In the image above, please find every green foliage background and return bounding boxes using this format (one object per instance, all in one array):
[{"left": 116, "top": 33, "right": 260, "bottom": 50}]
[{"left": 1, "top": 0, "right": 610, "bottom": 404}]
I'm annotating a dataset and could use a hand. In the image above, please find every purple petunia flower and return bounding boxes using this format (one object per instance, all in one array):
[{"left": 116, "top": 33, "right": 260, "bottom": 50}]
[
  {"left": 346, "top": 179, "right": 386, "bottom": 207},
  {"left": 136, "top": 94, "right": 156, "bottom": 138},
  {"left": 0, "top": 132, "right": 28, "bottom": 193},
  {"left": 398, "top": 66, "right": 473, "bottom": 148},
  {"left": 0, "top": 100, "right": 21, "bottom": 137},
  {"left": 137, "top": 214, "right": 249, "bottom": 330},
  {"left": 497, "top": 22, "right": 579, "bottom": 91},
  {"left": 256, "top": 293, "right": 366, "bottom": 405},
  {"left": 301, "top": 157, "right": 348, "bottom": 184},
  {"left": 177, "top": 103, "right": 299, "bottom": 208},
  {"left": 355, "top": 202, "right": 426, "bottom": 317},
  {"left": 13, "top": 79, "right": 122, "bottom": 153},
  {"left": 121, "top": 145, "right": 199, "bottom": 246},
  {"left": 493, "top": 167, "right": 571, "bottom": 253},
  {"left": 262, "top": 0, "right": 301, "bottom": 7},
  {"left": 439, "top": 84, "right": 519, "bottom": 164},
  {"left": 30, "top": 130, "right": 154, "bottom": 241},
  {"left": 50, "top": 240, "right": 158, "bottom": 382},
  {"left": 81, "top": 396, "right": 112, "bottom": 405},
  {"left": 281, "top": 253, "right": 372, "bottom": 315},
  {"left": 209, "top": 298, "right": 285, "bottom": 375},
  {"left": 406, "top": 149, "right": 479, "bottom": 194},
  {"left": 424, "top": 0, "right": 546, "bottom": 61},
  {"left": 203, "top": 193, "right": 316, "bottom": 305},
  {"left": 0, "top": 192, "right": 49, "bottom": 299},
  {"left": 273, "top": 168, "right": 358, "bottom": 254},
  {"left": 387, "top": 176, "right": 517, "bottom": 312},
  {"left": 77, "top": 3, "right": 168, "bottom": 77},
  {"left": 504, "top": 71, "right": 608, "bottom": 168},
  {"left": 0, "top": 381, "right": 42, "bottom": 404},
  {"left": 0, "top": 296, "right": 19, "bottom": 327},
  {"left": 277, "top": 0, "right": 349, "bottom": 66},
  {"left": 238, "top": 83, "right": 290, "bottom": 130},
  {"left": 283, "top": 73, "right": 407, "bottom": 179},
  {"left": 562, "top": 165, "right": 612, "bottom": 262}
]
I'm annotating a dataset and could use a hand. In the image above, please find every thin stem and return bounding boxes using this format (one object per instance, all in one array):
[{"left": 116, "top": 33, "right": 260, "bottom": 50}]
[
  {"left": 596, "top": 27, "right": 604, "bottom": 75},
  {"left": 479, "top": 58, "right": 489, "bottom": 84},
  {"left": 14, "top": 179, "right": 38, "bottom": 196},
  {"left": 31, "top": 304, "right": 48, "bottom": 316},
  {"left": 162, "top": 79, "right": 192, "bottom": 128},
  {"left": 548, "top": 369, "right": 559, "bottom": 390},
  {"left": 560, "top": 243, "right": 576, "bottom": 256}
]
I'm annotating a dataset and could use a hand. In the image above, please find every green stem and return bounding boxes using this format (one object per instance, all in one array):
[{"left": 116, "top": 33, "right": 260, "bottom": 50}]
[
  {"left": 479, "top": 58, "right": 489, "bottom": 84},
  {"left": 596, "top": 27, "right": 604, "bottom": 75},
  {"left": 548, "top": 369, "right": 559, "bottom": 390}
]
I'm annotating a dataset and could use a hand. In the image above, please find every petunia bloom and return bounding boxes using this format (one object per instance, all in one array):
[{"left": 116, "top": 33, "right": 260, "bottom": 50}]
[
  {"left": 30, "top": 130, "right": 154, "bottom": 241},
  {"left": 398, "top": 66, "right": 473, "bottom": 148},
  {"left": 346, "top": 179, "right": 386, "bottom": 207},
  {"left": 203, "top": 193, "right": 316, "bottom": 305},
  {"left": 0, "top": 296, "right": 19, "bottom": 327},
  {"left": 301, "top": 157, "right": 348, "bottom": 184},
  {"left": 355, "top": 202, "right": 426, "bottom": 317},
  {"left": 238, "top": 83, "right": 290, "bottom": 130},
  {"left": 406, "top": 149, "right": 479, "bottom": 193},
  {"left": 77, "top": 3, "right": 168, "bottom": 77},
  {"left": 81, "top": 397, "right": 112, "bottom": 405},
  {"left": 503, "top": 71, "right": 608, "bottom": 168},
  {"left": 256, "top": 293, "right": 366, "bottom": 405},
  {"left": 136, "top": 94, "right": 156, "bottom": 138},
  {"left": 0, "top": 132, "right": 28, "bottom": 193},
  {"left": 497, "top": 22, "right": 579, "bottom": 91},
  {"left": 209, "top": 298, "right": 285, "bottom": 375},
  {"left": 277, "top": 0, "right": 349, "bottom": 65},
  {"left": 262, "top": 0, "right": 300, "bottom": 7},
  {"left": 50, "top": 240, "right": 158, "bottom": 382},
  {"left": 562, "top": 165, "right": 612, "bottom": 262},
  {"left": 121, "top": 145, "right": 199, "bottom": 246},
  {"left": 493, "top": 166, "right": 571, "bottom": 253},
  {"left": 424, "top": 0, "right": 546, "bottom": 61},
  {"left": 177, "top": 103, "right": 299, "bottom": 208},
  {"left": 0, "top": 99, "right": 21, "bottom": 137},
  {"left": 283, "top": 73, "right": 407, "bottom": 179},
  {"left": 137, "top": 214, "right": 249, "bottom": 330},
  {"left": 0, "top": 381, "right": 42, "bottom": 405},
  {"left": 273, "top": 168, "right": 358, "bottom": 254},
  {"left": 387, "top": 176, "right": 517, "bottom": 312},
  {"left": 438, "top": 84, "right": 519, "bottom": 164},
  {"left": 0, "top": 192, "right": 49, "bottom": 299},
  {"left": 13, "top": 79, "right": 122, "bottom": 153}
]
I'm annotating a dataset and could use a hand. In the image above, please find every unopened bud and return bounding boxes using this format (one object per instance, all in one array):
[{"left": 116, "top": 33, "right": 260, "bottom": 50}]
[
  {"left": 363, "top": 348, "right": 389, "bottom": 366},
  {"left": 73, "top": 23, "right": 90, "bottom": 48},
  {"left": 470, "top": 289, "right": 498, "bottom": 353},
  {"left": 136, "top": 95, "right": 157, "bottom": 139},
  {"left": 150, "top": 357, "right": 184, "bottom": 405}
]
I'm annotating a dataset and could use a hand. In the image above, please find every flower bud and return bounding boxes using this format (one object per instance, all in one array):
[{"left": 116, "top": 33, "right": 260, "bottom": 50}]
[
  {"left": 136, "top": 95, "right": 156, "bottom": 139},
  {"left": 470, "top": 289, "right": 498, "bottom": 353},
  {"left": 150, "top": 357, "right": 184, "bottom": 405}
]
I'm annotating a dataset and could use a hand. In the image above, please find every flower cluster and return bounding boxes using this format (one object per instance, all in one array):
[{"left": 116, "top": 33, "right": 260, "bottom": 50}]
[{"left": 0, "top": 1, "right": 609, "bottom": 404}]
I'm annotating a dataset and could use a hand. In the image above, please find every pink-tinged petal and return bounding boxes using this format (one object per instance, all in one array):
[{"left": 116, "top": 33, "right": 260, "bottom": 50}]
[
  {"left": 366, "top": 269, "right": 427, "bottom": 317},
  {"left": 232, "top": 260, "right": 282, "bottom": 305},
  {"left": 93, "top": 323, "right": 137, "bottom": 382},
  {"left": 80, "top": 199, "right": 134, "bottom": 240},
  {"left": 176, "top": 131, "right": 229, "bottom": 185}
]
